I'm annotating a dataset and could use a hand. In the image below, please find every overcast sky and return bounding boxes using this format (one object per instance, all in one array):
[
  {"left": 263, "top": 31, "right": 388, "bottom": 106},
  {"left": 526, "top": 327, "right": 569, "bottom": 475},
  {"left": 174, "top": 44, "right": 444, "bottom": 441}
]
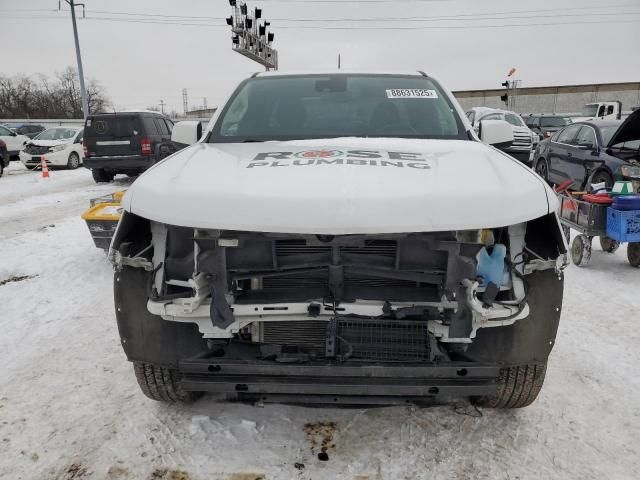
[{"left": 2, "top": 0, "right": 639, "bottom": 113}]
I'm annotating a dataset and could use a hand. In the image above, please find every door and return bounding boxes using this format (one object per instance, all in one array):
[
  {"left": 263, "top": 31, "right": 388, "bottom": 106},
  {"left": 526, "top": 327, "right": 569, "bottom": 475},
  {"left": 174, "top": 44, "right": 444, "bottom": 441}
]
[
  {"left": 571, "top": 126, "right": 599, "bottom": 188},
  {"left": 547, "top": 124, "right": 581, "bottom": 185},
  {"left": 153, "top": 117, "right": 174, "bottom": 160}
]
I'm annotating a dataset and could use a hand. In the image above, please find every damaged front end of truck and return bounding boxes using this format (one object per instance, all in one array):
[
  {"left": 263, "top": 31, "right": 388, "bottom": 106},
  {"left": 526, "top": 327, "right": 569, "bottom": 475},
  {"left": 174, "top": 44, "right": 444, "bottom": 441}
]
[{"left": 111, "top": 212, "right": 567, "bottom": 407}]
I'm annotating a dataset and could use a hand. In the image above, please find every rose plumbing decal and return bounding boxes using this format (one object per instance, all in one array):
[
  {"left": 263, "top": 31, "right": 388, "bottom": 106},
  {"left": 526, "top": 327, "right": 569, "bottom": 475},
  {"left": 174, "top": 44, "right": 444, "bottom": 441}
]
[{"left": 248, "top": 150, "right": 432, "bottom": 169}]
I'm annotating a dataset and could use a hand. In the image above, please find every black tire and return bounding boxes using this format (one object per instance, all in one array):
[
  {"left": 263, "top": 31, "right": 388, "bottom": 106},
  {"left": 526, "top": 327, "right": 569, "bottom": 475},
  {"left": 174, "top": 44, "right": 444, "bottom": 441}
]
[
  {"left": 0, "top": 161, "right": 4, "bottom": 178},
  {"left": 472, "top": 363, "right": 547, "bottom": 408},
  {"left": 599, "top": 236, "right": 620, "bottom": 253},
  {"left": 91, "top": 168, "right": 114, "bottom": 183},
  {"left": 67, "top": 152, "right": 80, "bottom": 170},
  {"left": 571, "top": 234, "right": 592, "bottom": 267},
  {"left": 628, "top": 243, "right": 640, "bottom": 268},
  {"left": 133, "top": 362, "right": 202, "bottom": 403},
  {"left": 590, "top": 170, "right": 613, "bottom": 189},
  {"left": 535, "top": 158, "right": 549, "bottom": 183}
]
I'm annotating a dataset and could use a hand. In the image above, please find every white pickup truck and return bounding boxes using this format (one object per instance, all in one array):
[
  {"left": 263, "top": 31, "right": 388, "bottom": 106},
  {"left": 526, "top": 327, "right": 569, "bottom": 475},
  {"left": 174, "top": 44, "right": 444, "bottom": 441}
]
[{"left": 110, "top": 71, "right": 567, "bottom": 409}]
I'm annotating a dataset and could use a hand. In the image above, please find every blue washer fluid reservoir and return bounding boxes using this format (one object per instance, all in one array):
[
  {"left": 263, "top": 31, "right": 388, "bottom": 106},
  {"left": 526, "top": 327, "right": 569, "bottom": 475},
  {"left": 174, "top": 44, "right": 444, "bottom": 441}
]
[{"left": 476, "top": 244, "right": 508, "bottom": 288}]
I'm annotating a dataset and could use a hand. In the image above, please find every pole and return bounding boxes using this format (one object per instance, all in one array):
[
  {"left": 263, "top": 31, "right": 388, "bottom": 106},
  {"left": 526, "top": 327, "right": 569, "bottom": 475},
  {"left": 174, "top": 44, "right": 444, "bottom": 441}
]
[
  {"left": 338, "top": 54, "right": 341, "bottom": 70},
  {"left": 67, "top": 0, "right": 88, "bottom": 119},
  {"left": 159, "top": 100, "right": 166, "bottom": 114}
]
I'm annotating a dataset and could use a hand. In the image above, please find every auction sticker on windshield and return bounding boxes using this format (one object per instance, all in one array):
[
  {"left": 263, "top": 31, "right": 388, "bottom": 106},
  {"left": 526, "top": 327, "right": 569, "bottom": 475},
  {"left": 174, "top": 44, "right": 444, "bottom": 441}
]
[{"left": 386, "top": 89, "right": 438, "bottom": 99}]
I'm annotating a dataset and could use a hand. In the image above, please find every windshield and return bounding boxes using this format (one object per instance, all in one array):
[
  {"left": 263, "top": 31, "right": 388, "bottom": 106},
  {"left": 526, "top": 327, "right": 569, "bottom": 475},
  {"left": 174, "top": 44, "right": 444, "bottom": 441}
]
[
  {"left": 504, "top": 113, "right": 525, "bottom": 127},
  {"left": 581, "top": 105, "right": 599, "bottom": 117},
  {"left": 35, "top": 127, "right": 78, "bottom": 141},
  {"left": 540, "top": 117, "right": 571, "bottom": 127},
  {"left": 211, "top": 74, "right": 465, "bottom": 142}
]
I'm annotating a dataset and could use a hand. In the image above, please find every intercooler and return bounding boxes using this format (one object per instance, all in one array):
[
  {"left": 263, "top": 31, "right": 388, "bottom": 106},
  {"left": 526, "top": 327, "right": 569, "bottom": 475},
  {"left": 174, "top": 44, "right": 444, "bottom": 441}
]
[{"left": 258, "top": 318, "right": 431, "bottom": 361}]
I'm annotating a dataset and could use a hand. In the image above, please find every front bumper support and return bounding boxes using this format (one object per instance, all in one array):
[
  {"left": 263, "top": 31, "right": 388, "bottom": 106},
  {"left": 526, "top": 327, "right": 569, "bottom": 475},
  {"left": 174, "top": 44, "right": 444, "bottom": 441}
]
[{"left": 179, "top": 355, "right": 500, "bottom": 401}]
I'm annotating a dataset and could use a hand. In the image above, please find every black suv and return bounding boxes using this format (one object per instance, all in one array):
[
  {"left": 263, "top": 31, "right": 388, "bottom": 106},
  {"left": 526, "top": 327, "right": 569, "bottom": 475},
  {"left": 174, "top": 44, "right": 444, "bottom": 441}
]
[
  {"left": 3, "top": 123, "right": 45, "bottom": 139},
  {"left": 83, "top": 112, "right": 180, "bottom": 183},
  {"left": 525, "top": 115, "right": 572, "bottom": 140}
]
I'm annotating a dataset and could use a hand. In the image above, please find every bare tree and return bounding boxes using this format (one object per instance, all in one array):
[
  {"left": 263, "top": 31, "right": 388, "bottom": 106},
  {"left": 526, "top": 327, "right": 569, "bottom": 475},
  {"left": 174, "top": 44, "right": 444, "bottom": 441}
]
[{"left": 0, "top": 67, "right": 110, "bottom": 118}]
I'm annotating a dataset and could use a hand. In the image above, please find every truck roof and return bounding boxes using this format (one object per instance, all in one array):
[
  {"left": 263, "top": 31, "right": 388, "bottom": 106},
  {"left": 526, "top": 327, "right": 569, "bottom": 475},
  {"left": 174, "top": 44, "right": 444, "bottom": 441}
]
[{"left": 253, "top": 69, "right": 428, "bottom": 77}]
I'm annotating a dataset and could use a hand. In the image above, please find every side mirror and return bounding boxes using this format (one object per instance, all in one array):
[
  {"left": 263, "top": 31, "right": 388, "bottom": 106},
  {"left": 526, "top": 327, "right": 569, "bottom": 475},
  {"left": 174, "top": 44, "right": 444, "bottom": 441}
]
[
  {"left": 479, "top": 120, "right": 514, "bottom": 148},
  {"left": 171, "top": 121, "right": 203, "bottom": 146}
]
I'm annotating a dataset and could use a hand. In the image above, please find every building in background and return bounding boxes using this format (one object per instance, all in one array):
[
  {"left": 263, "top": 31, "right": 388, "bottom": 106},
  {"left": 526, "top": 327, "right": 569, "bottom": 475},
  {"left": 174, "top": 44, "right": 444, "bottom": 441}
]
[{"left": 454, "top": 82, "right": 640, "bottom": 115}]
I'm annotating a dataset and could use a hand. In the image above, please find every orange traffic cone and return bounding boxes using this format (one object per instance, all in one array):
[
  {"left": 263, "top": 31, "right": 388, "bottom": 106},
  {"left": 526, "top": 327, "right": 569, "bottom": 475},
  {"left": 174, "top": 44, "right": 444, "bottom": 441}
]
[{"left": 41, "top": 156, "right": 50, "bottom": 178}]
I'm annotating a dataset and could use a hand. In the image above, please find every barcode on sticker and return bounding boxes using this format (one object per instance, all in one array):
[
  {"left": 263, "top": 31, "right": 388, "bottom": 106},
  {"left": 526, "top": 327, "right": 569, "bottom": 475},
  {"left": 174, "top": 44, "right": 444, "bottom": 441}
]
[{"left": 386, "top": 89, "right": 438, "bottom": 99}]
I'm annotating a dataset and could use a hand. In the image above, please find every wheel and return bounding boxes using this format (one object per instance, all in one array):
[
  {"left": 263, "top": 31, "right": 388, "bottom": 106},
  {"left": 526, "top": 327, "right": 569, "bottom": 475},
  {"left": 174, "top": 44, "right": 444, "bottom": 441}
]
[
  {"left": 66, "top": 152, "right": 80, "bottom": 169},
  {"left": 571, "top": 234, "right": 592, "bottom": 266},
  {"left": 590, "top": 170, "right": 613, "bottom": 189},
  {"left": 0, "top": 161, "right": 4, "bottom": 178},
  {"left": 535, "top": 158, "right": 548, "bottom": 182},
  {"left": 599, "top": 236, "right": 620, "bottom": 253},
  {"left": 628, "top": 243, "right": 640, "bottom": 268},
  {"left": 133, "top": 362, "right": 202, "bottom": 403},
  {"left": 472, "top": 363, "right": 547, "bottom": 408},
  {"left": 91, "top": 168, "right": 114, "bottom": 183},
  {"left": 562, "top": 225, "right": 571, "bottom": 243}
]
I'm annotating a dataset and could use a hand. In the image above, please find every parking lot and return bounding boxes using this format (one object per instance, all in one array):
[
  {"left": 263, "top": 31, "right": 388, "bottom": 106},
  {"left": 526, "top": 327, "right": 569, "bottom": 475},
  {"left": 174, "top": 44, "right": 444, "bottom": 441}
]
[{"left": 0, "top": 161, "right": 638, "bottom": 480}]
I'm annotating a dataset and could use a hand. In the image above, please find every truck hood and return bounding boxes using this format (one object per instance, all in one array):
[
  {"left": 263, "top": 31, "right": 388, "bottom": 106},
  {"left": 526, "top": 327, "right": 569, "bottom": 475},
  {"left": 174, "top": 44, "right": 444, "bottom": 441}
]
[{"left": 122, "top": 138, "right": 556, "bottom": 234}]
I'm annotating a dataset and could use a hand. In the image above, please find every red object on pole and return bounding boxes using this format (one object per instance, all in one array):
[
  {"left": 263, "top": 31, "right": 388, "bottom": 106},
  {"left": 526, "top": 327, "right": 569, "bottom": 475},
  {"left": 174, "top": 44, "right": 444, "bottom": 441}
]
[{"left": 41, "top": 156, "right": 50, "bottom": 178}]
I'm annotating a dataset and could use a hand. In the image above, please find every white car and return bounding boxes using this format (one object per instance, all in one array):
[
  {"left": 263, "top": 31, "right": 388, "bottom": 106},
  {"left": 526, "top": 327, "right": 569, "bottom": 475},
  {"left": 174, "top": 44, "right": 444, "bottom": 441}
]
[
  {"left": 466, "top": 107, "right": 535, "bottom": 166},
  {"left": 110, "top": 71, "right": 567, "bottom": 409},
  {"left": 20, "top": 126, "right": 84, "bottom": 169},
  {"left": 0, "top": 124, "right": 30, "bottom": 159}
]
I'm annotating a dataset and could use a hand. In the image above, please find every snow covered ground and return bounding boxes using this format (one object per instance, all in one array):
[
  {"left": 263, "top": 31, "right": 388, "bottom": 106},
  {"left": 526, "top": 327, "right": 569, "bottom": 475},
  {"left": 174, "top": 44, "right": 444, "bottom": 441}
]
[{"left": 1, "top": 161, "right": 639, "bottom": 480}]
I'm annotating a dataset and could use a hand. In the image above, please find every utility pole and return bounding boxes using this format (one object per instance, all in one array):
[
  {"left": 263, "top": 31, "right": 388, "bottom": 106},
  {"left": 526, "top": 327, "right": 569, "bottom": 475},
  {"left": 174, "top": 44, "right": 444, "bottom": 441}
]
[
  {"left": 203, "top": 97, "right": 208, "bottom": 110},
  {"left": 338, "top": 54, "right": 341, "bottom": 70},
  {"left": 182, "top": 89, "right": 189, "bottom": 115},
  {"left": 159, "top": 99, "right": 166, "bottom": 114},
  {"left": 63, "top": 0, "right": 88, "bottom": 119}
]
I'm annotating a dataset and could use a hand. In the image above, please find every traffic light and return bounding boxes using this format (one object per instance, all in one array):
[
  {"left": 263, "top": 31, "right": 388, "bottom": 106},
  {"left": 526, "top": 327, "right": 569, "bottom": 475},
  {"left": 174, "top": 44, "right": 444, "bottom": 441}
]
[{"left": 501, "top": 81, "right": 510, "bottom": 106}]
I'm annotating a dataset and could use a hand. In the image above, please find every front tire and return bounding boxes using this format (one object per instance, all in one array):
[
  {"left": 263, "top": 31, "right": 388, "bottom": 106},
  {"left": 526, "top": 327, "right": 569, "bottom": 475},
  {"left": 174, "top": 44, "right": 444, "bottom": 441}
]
[
  {"left": 133, "top": 362, "right": 202, "bottom": 403},
  {"left": 535, "top": 158, "right": 549, "bottom": 183},
  {"left": 67, "top": 152, "right": 80, "bottom": 170},
  {"left": 600, "top": 236, "right": 620, "bottom": 253},
  {"left": 472, "top": 363, "right": 547, "bottom": 408},
  {"left": 628, "top": 243, "right": 640, "bottom": 268},
  {"left": 571, "top": 234, "right": 592, "bottom": 266},
  {"left": 91, "top": 168, "right": 115, "bottom": 183},
  {"left": 590, "top": 170, "right": 613, "bottom": 189}
]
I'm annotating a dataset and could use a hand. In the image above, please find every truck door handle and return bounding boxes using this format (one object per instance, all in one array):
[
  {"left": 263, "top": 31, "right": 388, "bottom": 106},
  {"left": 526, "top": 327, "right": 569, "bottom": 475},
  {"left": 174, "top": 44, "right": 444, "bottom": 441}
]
[{"left": 567, "top": 152, "right": 572, "bottom": 157}]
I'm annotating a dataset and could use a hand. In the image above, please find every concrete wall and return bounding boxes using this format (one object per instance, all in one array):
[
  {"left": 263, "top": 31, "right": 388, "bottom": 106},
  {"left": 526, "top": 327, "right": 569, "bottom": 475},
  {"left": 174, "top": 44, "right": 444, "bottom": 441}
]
[{"left": 453, "top": 82, "right": 640, "bottom": 115}]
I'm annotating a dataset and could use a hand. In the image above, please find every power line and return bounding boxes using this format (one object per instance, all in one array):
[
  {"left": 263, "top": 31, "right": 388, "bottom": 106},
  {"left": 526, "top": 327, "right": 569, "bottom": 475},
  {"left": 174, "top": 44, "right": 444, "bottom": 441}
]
[
  {"left": 3, "top": 4, "right": 639, "bottom": 23},
  {"left": 5, "top": 14, "right": 639, "bottom": 30}
]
